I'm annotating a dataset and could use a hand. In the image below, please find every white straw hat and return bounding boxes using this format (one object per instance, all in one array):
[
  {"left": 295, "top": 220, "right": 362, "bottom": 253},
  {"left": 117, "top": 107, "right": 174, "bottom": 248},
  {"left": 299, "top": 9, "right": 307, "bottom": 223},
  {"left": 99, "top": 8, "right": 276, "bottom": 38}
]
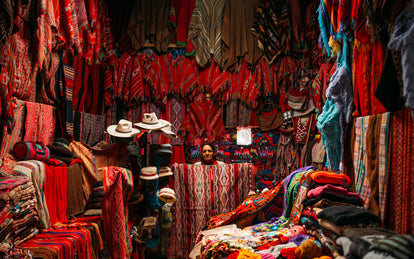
[
  {"left": 140, "top": 166, "right": 159, "bottom": 180},
  {"left": 159, "top": 166, "right": 173, "bottom": 177},
  {"left": 157, "top": 188, "right": 176, "bottom": 203},
  {"left": 107, "top": 119, "right": 141, "bottom": 138},
  {"left": 158, "top": 124, "right": 178, "bottom": 139},
  {"left": 134, "top": 113, "right": 169, "bottom": 130}
]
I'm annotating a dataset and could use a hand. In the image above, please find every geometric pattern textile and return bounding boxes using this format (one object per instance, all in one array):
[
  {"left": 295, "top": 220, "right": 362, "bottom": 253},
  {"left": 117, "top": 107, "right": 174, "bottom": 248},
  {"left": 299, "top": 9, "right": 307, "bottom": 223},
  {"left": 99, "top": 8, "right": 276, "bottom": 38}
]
[{"left": 168, "top": 163, "right": 256, "bottom": 258}]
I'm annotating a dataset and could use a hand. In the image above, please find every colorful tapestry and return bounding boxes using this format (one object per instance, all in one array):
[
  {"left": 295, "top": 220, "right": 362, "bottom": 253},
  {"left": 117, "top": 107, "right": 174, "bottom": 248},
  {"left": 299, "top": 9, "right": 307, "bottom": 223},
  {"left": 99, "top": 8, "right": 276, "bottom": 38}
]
[
  {"left": 101, "top": 167, "right": 133, "bottom": 259},
  {"left": 23, "top": 101, "right": 55, "bottom": 145},
  {"left": 168, "top": 163, "right": 256, "bottom": 259},
  {"left": 170, "top": 98, "right": 185, "bottom": 145},
  {"left": 387, "top": 109, "right": 414, "bottom": 234}
]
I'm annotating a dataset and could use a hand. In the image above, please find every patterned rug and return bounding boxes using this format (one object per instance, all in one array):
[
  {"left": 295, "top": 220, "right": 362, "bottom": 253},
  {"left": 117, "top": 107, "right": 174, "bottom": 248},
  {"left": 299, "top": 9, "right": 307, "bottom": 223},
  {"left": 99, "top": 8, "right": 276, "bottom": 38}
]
[{"left": 168, "top": 163, "right": 256, "bottom": 259}]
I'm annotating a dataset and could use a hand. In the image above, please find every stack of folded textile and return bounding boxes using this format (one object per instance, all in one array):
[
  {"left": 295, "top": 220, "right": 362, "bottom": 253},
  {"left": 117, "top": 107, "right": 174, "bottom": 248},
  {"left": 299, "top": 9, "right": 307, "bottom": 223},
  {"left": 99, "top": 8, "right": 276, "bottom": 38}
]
[{"left": 0, "top": 175, "right": 39, "bottom": 253}]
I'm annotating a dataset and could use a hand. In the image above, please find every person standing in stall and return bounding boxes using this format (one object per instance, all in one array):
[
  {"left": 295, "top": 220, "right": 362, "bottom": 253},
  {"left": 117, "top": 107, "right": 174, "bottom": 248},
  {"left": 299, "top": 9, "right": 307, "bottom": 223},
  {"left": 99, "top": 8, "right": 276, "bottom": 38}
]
[{"left": 195, "top": 142, "right": 225, "bottom": 165}]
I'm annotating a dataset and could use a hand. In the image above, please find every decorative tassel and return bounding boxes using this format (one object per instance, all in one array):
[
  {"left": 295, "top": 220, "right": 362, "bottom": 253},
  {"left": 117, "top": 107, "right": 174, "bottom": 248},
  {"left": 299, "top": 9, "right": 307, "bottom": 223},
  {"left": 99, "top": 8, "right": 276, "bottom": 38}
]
[{"left": 328, "top": 36, "right": 341, "bottom": 57}]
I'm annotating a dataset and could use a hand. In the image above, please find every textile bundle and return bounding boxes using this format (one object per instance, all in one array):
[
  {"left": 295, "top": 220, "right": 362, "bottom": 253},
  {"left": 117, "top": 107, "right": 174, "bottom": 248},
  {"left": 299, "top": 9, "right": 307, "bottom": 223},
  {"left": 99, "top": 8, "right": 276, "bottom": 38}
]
[{"left": 168, "top": 163, "right": 256, "bottom": 259}]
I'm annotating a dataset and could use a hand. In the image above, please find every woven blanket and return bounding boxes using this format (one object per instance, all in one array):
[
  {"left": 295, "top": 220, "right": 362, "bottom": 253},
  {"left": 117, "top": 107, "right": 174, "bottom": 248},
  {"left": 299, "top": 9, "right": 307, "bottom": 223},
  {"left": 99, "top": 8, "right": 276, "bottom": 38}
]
[
  {"left": 23, "top": 101, "right": 55, "bottom": 145},
  {"left": 168, "top": 163, "right": 256, "bottom": 259},
  {"left": 101, "top": 166, "right": 133, "bottom": 259}
]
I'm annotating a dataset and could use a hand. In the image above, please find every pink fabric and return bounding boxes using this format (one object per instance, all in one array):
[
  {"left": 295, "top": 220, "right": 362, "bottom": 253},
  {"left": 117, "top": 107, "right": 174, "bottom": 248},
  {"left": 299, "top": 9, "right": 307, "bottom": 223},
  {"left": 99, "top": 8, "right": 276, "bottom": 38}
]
[{"left": 307, "top": 184, "right": 364, "bottom": 203}]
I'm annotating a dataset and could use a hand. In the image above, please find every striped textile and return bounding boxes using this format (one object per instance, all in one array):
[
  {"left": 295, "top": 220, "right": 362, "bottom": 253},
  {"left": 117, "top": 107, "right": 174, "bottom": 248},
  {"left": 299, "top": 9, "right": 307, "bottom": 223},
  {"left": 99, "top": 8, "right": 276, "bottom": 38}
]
[
  {"left": 63, "top": 63, "right": 75, "bottom": 136},
  {"left": 168, "top": 163, "right": 256, "bottom": 259},
  {"left": 378, "top": 113, "right": 390, "bottom": 221},
  {"left": 73, "top": 111, "right": 105, "bottom": 146},
  {"left": 353, "top": 115, "right": 370, "bottom": 205},
  {"left": 187, "top": 0, "right": 226, "bottom": 67},
  {"left": 101, "top": 167, "right": 133, "bottom": 259}
]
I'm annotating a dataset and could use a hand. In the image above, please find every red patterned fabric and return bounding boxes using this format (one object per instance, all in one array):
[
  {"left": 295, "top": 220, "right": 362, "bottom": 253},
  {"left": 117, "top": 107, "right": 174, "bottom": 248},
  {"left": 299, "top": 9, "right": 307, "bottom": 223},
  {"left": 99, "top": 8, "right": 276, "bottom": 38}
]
[
  {"left": 101, "top": 167, "right": 133, "bottom": 259},
  {"left": 168, "top": 163, "right": 256, "bottom": 259},
  {"left": 169, "top": 0, "right": 196, "bottom": 45},
  {"left": 197, "top": 60, "right": 230, "bottom": 97},
  {"left": 0, "top": 99, "right": 25, "bottom": 159},
  {"left": 23, "top": 101, "right": 55, "bottom": 145},
  {"left": 387, "top": 109, "right": 414, "bottom": 234},
  {"left": 179, "top": 94, "right": 226, "bottom": 145}
]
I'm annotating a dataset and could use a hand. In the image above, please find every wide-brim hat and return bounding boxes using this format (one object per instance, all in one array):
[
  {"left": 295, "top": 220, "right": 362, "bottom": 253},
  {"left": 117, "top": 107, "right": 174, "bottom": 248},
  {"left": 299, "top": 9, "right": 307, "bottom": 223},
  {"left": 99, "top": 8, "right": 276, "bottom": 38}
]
[
  {"left": 107, "top": 119, "right": 141, "bottom": 138},
  {"left": 157, "top": 124, "right": 178, "bottom": 139},
  {"left": 140, "top": 166, "right": 158, "bottom": 180},
  {"left": 157, "top": 188, "right": 176, "bottom": 203},
  {"left": 135, "top": 113, "right": 169, "bottom": 130},
  {"left": 159, "top": 166, "right": 173, "bottom": 177}
]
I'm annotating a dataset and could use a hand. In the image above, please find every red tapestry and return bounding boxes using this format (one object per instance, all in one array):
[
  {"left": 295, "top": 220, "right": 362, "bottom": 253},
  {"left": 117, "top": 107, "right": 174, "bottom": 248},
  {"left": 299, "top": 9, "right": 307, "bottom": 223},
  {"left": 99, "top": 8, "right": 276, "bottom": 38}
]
[
  {"left": 101, "top": 166, "right": 133, "bottom": 259},
  {"left": 387, "top": 109, "right": 414, "bottom": 234},
  {"left": 168, "top": 163, "right": 256, "bottom": 259}
]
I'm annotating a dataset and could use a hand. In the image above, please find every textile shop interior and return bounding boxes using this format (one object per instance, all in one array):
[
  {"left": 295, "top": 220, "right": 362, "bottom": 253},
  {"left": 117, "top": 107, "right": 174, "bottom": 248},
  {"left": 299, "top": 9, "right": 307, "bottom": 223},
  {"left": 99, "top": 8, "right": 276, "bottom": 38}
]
[{"left": 0, "top": 0, "right": 413, "bottom": 258}]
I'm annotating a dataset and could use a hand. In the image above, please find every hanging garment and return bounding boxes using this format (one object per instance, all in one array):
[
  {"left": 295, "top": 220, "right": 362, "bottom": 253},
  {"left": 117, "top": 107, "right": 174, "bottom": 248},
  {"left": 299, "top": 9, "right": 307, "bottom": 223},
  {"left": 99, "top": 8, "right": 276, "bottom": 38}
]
[
  {"left": 197, "top": 60, "right": 230, "bottom": 97},
  {"left": 251, "top": 0, "right": 287, "bottom": 64},
  {"left": 127, "top": 0, "right": 171, "bottom": 53},
  {"left": 221, "top": 0, "right": 262, "bottom": 71},
  {"left": 73, "top": 111, "right": 105, "bottom": 146},
  {"left": 255, "top": 58, "right": 278, "bottom": 96},
  {"left": 169, "top": 0, "right": 196, "bottom": 46},
  {"left": 180, "top": 94, "right": 226, "bottom": 145},
  {"left": 187, "top": 0, "right": 226, "bottom": 67}
]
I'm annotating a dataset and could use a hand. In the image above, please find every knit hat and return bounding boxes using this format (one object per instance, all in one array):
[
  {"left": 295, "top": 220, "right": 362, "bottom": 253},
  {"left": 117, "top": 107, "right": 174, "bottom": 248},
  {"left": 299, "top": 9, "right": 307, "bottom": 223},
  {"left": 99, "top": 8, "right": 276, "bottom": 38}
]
[
  {"left": 159, "top": 166, "right": 173, "bottom": 177},
  {"left": 157, "top": 188, "right": 176, "bottom": 204},
  {"left": 140, "top": 167, "right": 158, "bottom": 180}
]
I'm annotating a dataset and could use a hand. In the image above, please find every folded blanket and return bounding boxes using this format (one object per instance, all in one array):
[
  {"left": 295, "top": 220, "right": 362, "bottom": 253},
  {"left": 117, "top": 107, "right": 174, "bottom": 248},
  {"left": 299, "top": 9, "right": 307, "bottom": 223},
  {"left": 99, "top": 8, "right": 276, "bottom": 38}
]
[
  {"left": 317, "top": 206, "right": 381, "bottom": 226},
  {"left": 307, "top": 184, "right": 364, "bottom": 204},
  {"left": 303, "top": 192, "right": 364, "bottom": 207},
  {"left": 342, "top": 227, "right": 399, "bottom": 242},
  {"left": 310, "top": 171, "right": 351, "bottom": 186}
]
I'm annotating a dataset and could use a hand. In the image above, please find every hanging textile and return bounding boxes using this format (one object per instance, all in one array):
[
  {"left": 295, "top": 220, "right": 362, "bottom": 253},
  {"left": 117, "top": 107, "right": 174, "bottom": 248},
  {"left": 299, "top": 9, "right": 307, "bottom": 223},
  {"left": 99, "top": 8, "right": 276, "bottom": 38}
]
[
  {"left": 365, "top": 113, "right": 390, "bottom": 221},
  {"left": 170, "top": 98, "right": 185, "bottom": 145},
  {"left": 66, "top": 162, "right": 85, "bottom": 218},
  {"left": 197, "top": 60, "right": 230, "bottom": 97},
  {"left": 0, "top": 0, "right": 12, "bottom": 51},
  {"left": 146, "top": 53, "right": 198, "bottom": 101},
  {"left": 251, "top": 0, "right": 288, "bottom": 64},
  {"left": 179, "top": 94, "right": 226, "bottom": 145},
  {"left": 44, "top": 164, "right": 68, "bottom": 226},
  {"left": 187, "top": 0, "right": 226, "bottom": 67},
  {"left": 168, "top": 163, "right": 256, "bottom": 259},
  {"left": 23, "top": 101, "right": 55, "bottom": 145},
  {"left": 73, "top": 111, "right": 105, "bottom": 146},
  {"left": 255, "top": 58, "right": 278, "bottom": 96},
  {"left": 387, "top": 109, "right": 414, "bottom": 234},
  {"left": 221, "top": 0, "right": 262, "bottom": 71},
  {"left": 101, "top": 167, "right": 133, "bottom": 259},
  {"left": 169, "top": 0, "right": 196, "bottom": 46},
  {"left": 127, "top": 0, "right": 171, "bottom": 53},
  {"left": 0, "top": 99, "right": 25, "bottom": 160}
]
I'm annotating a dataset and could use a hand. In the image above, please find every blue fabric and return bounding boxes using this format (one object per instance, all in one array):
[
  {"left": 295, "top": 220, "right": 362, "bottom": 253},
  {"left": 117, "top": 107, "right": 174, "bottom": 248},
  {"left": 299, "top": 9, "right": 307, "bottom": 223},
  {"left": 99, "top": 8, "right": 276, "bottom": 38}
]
[{"left": 317, "top": 99, "right": 341, "bottom": 171}]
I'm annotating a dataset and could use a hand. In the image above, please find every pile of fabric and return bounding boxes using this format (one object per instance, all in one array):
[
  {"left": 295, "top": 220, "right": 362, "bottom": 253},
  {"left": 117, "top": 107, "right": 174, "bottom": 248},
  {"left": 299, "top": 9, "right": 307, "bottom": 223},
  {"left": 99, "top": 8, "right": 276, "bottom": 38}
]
[
  {"left": 189, "top": 167, "right": 414, "bottom": 259},
  {"left": 0, "top": 175, "right": 39, "bottom": 253}
]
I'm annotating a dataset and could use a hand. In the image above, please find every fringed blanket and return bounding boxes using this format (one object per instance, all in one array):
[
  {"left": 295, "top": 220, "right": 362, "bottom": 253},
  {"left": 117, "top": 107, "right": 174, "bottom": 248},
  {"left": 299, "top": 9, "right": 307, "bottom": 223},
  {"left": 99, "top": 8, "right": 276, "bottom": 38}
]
[
  {"left": 168, "top": 163, "right": 256, "bottom": 259},
  {"left": 101, "top": 166, "right": 133, "bottom": 259}
]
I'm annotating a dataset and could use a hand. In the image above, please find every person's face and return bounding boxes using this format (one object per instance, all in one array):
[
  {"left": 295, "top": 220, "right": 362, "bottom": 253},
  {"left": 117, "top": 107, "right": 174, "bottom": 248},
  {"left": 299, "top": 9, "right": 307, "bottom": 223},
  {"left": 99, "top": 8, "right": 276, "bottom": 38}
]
[{"left": 201, "top": 145, "right": 215, "bottom": 162}]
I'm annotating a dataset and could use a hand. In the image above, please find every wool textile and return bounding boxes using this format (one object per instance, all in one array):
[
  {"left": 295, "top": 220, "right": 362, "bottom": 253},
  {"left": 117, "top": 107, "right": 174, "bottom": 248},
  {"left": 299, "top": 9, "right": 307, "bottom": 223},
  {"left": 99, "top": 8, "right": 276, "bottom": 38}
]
[
  {"left": 168, "top": 163, "right": 256, "bottom": 259},
  {"left": 101, "top": 166, "right": 133, "bottom": 259}
]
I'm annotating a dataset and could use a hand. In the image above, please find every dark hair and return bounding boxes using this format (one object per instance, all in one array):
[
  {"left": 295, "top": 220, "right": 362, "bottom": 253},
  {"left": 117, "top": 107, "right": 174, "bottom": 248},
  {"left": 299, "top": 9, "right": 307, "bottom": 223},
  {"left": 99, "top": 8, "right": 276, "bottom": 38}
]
[{"left": 200, "top": 142, "right": 216, "bottom": 153}]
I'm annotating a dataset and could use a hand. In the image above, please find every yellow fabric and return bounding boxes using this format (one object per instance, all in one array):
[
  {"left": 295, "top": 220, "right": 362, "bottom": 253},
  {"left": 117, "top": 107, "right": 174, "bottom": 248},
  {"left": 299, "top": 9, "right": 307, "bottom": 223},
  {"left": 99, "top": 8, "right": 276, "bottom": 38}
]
[{"left": 237, "top": 249, "right": 261, "bottom": 259}]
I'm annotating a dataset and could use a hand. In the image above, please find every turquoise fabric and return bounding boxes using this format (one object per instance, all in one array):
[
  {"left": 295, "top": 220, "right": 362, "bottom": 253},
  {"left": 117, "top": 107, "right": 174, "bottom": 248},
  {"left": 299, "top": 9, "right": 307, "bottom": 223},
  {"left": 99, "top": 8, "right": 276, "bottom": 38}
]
[{"left": 316, "top": 99, "right": 341, "bottom": 171}]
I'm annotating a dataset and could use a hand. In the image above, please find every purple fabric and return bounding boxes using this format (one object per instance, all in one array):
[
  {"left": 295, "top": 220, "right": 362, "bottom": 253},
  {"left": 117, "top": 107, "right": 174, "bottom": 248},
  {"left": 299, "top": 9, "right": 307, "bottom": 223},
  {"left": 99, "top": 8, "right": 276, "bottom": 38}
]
[
  {"left": 289, "top": 234, "right": 311, "bottom": 247},
  {"left": 260, "top": 253, "right": 276, "bottom": 259}
]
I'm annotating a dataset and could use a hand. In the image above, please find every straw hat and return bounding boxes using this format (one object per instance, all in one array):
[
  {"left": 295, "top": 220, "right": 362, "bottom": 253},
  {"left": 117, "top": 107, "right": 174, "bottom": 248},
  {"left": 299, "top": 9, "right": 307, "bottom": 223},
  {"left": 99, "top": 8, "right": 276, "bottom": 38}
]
[
  {"left": 135, "top": 113, "right": 169, "bottom": 130},
  {"left": 157, "top": 188, "right": 176, "bottom": 203},
  {"left": 159, "top": 166, "right": 173, "bottom": 177},
  {"left": 158, "top": 124, "right": 178, "bottom": 139},
  {"left": 107, "top": 119, "right": 140, "bottom": 138},
  {"left": 140, "top": 166, "right": 158, "bottom": 180}
]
